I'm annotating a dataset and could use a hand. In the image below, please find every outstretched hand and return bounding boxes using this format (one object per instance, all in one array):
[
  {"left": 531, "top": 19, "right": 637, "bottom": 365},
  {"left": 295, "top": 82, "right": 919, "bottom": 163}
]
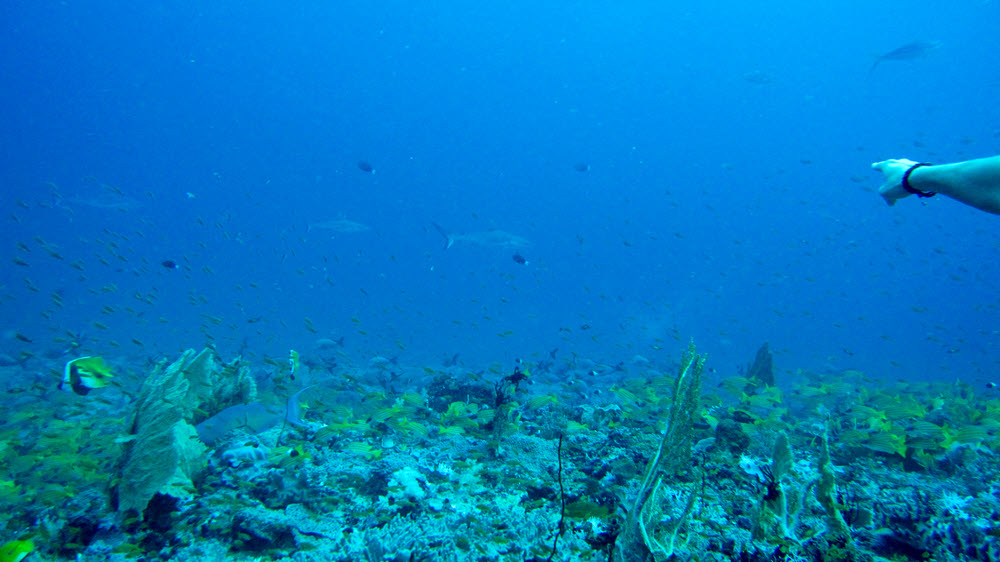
[{"left": 871, "top": 159, "right": 918, "bottom": 206}]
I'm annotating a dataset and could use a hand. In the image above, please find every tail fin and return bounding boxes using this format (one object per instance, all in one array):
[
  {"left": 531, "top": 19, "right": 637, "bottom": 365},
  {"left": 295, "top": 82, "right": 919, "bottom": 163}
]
[
  {"left": 285, "top": 385, "right": 317, "bottom": 427},
  {"left": 431, "top": 222, "right": 454, "bottom": 249}
]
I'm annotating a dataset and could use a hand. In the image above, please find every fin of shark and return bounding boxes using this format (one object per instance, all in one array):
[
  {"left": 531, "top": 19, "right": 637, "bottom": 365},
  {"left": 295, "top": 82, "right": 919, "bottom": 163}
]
[
  {"left": 432, "top": 222, "right": 455, "bottom": 249},
  {"left": 285, "top": 385, "right": 316, "bottom": 428}
]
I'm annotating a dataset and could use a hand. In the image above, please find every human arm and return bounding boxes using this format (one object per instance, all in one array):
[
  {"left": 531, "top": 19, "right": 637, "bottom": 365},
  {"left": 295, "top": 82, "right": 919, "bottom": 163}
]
[{"left": 871, "top": 155, "right": 1000, "bottom": 215}]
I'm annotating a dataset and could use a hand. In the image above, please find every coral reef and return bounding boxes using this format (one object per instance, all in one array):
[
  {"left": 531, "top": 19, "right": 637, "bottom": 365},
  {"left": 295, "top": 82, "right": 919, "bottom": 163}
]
[
  {"left": 114, "top": 348, "right": 256, "bottom": 514},
  {"left": 3, "top": 343, "right": 1000, "bottom": 561}
]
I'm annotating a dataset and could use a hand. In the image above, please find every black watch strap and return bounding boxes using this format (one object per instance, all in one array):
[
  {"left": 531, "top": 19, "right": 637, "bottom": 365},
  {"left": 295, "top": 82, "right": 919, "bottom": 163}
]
[{"left": 902, "top": 163, "right": 936, "bottom": 198}]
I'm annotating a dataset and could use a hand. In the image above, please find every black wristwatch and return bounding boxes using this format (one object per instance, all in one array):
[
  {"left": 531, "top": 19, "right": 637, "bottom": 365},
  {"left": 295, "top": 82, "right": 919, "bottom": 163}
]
[{"left": 901, "top": 163, "right": 936, "bottom": 198}]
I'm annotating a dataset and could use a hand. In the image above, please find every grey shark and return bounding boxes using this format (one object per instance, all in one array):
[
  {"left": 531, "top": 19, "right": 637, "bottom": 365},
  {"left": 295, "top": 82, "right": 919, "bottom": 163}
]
[
  {"left": 308, "top": 218, "right": 370, "bottom": 233},
  {"left": 871, "top": 40, "right": 942, "bottom": 72},
  {"left": 432, "top": 222, "right": 532, "bottom": 250}
]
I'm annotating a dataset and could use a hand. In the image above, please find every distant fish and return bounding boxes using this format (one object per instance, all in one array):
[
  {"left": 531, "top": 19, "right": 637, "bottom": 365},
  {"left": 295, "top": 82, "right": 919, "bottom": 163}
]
[
  {"left": 308, "top": 218, "right": 370, "bottom": 233},
  {"left": 871, "top": 40, "right": 942, "bottom": 72},
  {"left": 357, "top": 161, "right": 375, "bottom": 174},
  {"left": 161, "top": 260, "right": 178, "bottom": 270},
  {"left": 743, "top": 70, "right": 774, "bottom": 84},
  {"left": 573, "top": 162, "right": 591, "bottom": 172},
  {"left": 0, "top": 353, "right": 23, "bottom": 367},
  {"left": 512, "top": 253, "right": 528, "bottom": 265},
  {"left": 314, "top": 336, "right": 344, "bottom": 348},
  {"left": 442, "top": 352, "right": 460, "bottom": 367},
  {"left": 56, "top": 191, "right": 142, "bottom": 212},
  {"left": 432, "top": 222, "right": 532, "bottom": 250}
]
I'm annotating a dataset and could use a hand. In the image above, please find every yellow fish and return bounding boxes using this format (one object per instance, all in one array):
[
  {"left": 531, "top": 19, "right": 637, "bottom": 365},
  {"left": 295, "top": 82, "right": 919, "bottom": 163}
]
[
  {"left": 0, "top": 539, "right": 34, "bottom": 562},
  {"left": 60, "top": 356, "right": 114, "bottom": 395},
  {"left": 288, "top": 349, "right": 300, "bottom": 379}
]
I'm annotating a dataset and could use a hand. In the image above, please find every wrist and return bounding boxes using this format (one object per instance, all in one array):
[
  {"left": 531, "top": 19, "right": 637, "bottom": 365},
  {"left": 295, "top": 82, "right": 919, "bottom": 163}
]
[{"left": 902, "top": 163, "right": 936, "bottom": 198}]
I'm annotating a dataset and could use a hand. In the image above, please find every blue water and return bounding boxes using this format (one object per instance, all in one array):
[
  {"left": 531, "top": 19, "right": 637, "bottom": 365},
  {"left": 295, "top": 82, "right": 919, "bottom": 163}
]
[{"left": 2, "top": 1, "right": 998, "bottom": 384}]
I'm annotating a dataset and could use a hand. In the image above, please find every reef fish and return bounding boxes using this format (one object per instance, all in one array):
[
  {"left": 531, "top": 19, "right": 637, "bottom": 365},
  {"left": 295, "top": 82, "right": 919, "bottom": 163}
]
[
  {"left": 0, "top": 539, "right": 33, "bottom": 562},
  {"left": 195, "top": 387, "right": 313, "bottom": 445},
  {"left": 871, "top": 40, "right": 941, "bottom": 72},
  {"left": 195, "top": 403, "right": 281, "bottom": 445},
  {"left": 60, "top": 356, "right": 114, "bottom": 395},
  {"left": 288, "top": 349, "right": 300, "bottom": 379}
]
